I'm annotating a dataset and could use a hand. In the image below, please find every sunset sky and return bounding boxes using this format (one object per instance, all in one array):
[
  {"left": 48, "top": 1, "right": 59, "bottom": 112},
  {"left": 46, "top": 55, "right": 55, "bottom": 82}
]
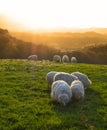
[{"left": 0, "top": 0, "right": 107, "bottom": 31}]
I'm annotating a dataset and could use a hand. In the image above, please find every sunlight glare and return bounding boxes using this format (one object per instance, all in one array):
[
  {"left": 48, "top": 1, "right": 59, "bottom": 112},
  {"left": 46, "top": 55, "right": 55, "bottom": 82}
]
[{"left": 0, "top": 0, "right": 107, "bottom": 30}]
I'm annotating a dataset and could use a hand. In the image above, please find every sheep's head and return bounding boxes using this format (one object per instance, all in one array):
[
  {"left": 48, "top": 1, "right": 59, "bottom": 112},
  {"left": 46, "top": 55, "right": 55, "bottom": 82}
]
[{"left": 58, "top": 94, "right": 69, "bottom": 106}]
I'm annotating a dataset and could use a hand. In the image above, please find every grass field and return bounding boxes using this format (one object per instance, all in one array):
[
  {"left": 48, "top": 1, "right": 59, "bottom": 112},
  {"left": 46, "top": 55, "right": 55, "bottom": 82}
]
[{"left": 0, "top": 59, "right": 107, "bottom": 130}]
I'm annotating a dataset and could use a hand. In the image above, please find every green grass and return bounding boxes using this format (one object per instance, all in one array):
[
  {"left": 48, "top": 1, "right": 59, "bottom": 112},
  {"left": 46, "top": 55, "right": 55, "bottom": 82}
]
[{"left": 0, "top": 59, "right": 107, "bottom": 130}]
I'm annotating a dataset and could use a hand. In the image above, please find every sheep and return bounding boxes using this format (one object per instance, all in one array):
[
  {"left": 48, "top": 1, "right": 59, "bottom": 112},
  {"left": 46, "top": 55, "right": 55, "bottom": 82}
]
[
  {"left": 71, "top": 80, "right": 84, "bottom": 102},
  {"left": 46, "top": 71, "right": 58, "bottom": 87},
  {"left": 54, "top": 72, "right": 78, "bottom": 86},
  {"left": 62, "top": 55, "right": 69, "bottom": 63},
  {"left": 53, "top": 55, "right": 61, "bottom": 62},
  {"left": 71, "top": 57, "right": 77, "bottom": 63},
  {"left": 28, "top": 55, "right": 38, "bottom": 61},
  {"left": 51, "top": 80, "right": 72, "bottom": 106},
  {"left": 71, "top": 72, "right": 92, "bottom": 89}
]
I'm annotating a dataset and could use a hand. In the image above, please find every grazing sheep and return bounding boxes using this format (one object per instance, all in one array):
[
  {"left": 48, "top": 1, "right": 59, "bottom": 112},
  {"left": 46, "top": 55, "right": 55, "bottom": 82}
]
[
  {"left": 54, "top": 72, "right": 78, "bottom": 86},
  {"left": 51, "top": 80, "right": 72, "bottom": 106},
  {"left": 62, "top": 55, "right": 69, "bottom": 63},
  {"left": 53, "top": 55, "right": 61, "bottom": 62},
  {"left": 71, "top": 57, "right": 77, "bottom": 63},
  {"left": 71, "top": 72, "right": 92, "bottom": 89},
  {"left": 28, "top": 55, "right": 38, "bottom": 61},
  {"left": 46, "top": 71, "right": 58, "bottom": 87},
  {"left": 71, "top": 80, "right": 84, "bottom": 102}
]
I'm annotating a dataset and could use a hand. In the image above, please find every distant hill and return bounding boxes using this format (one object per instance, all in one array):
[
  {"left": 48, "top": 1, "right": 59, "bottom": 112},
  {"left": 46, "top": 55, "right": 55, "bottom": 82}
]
[
  {"left": 84, "top": 28, "right": 107, "bottom": 34},
  {"left": 11, "top": 31, "right": 107, "bottom": 50},
  {"left": 0, "top": 28, "right": 58, "bottom": 59},
  {"left": 0, "top": 28, "right": 38, "bottom": 58}
]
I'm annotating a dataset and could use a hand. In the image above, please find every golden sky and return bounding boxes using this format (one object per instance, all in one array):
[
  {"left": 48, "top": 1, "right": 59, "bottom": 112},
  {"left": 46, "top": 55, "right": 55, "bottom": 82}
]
[{"left": 0, "top": 0, "right": 107, "bottom": 31}]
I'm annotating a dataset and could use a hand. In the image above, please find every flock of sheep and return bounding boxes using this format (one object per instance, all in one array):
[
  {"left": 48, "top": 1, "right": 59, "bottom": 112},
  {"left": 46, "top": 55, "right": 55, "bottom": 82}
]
[
  {"left": 53, "top": 54, "right": 77, "bottom": 63},
  {"left": 27, "top": 54, "right": 91, "bottom": 106},
  {"left": 28, "top": 54, "right": 77, "bottom": 63},
  {"left": 46, "top": 71, "right": 92, "bottom": 106}
]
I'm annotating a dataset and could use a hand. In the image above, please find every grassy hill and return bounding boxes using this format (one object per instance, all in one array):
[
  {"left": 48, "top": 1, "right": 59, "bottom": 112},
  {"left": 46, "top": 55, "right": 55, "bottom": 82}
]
[{"left": 0, "top": 60, "right": 107, "bottom": 130}]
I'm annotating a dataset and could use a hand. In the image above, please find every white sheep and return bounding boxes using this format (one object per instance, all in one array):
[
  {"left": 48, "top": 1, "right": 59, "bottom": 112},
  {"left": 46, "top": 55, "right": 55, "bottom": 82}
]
[
  {"left": 51, "top": 80, "right": 72, "bottom": 106},
  {"left": 28, "top": 55, "right": 38, "bottom": 61},
  {"left": 71, "top": 57, "right": 77, "bottom": 63},
  {"left": 46, "top": 71, "right": 58, "bottom": 87},
  {"left": 71, "top": 80, "right": 84, "bottom": 102},
  {"left": 53, "top": 55, "right": 61, "bottom": 62},
  {"left": 62, "top": 55, "right": 69, "bottom": 63},
  {"left": 54, "top": 72, "right": 78, "bottom": 86},
  {"left": 71, "top": 72, "right": 92, "bottom": 89}
]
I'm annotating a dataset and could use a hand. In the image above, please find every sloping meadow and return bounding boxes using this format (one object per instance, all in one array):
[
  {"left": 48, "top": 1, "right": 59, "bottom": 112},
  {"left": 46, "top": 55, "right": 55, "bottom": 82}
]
[{"left": 0, "top": 59, "right": 107, "bottom": 130}]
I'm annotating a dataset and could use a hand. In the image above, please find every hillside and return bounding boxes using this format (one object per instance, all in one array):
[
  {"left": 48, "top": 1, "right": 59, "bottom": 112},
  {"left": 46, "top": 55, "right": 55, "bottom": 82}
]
[
  {"left": 0, "top": 28, "right": 33, "bottom": 58},
  {"left": 11, "top": 31, "right": 107, "bottom": 50},
  {"left": 0, "top": 28, "right": 59, "bottom": 60},
  {"left": 0, "top": 60, "right": 107, "bottom": 130}
]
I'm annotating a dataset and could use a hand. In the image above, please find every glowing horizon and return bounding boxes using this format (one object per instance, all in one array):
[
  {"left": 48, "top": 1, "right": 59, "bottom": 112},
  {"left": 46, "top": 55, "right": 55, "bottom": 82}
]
[{"left": 0, "top": 0, "right": 107, "bottom": 31}]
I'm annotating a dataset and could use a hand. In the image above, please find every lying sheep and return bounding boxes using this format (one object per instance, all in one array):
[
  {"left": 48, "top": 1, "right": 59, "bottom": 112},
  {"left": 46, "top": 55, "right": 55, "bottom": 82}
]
[
  {"left": 28, "top": 55, "right": 38, "bottom": 61},
  {"left": 62, "top": 55, "right": 69, "bottom": 63},
  {"left": 46, "top": 71, "right": 58, "bottom": 87},
  {"left": 51, "top": 80, "right": 72, "bottom": 106},
  {"left": 54, "top": 72, "right": 78, "bottom": 86},
  {"left": 71, "top": 80, "right": 84, "bottom": 102},
  {"left": 71, "top": 72, "right": 92, "bottom": 89},
  {"left": 71, "top": 57, "right": 77, "bottom": 63},
  {"left": 53, "top": 55, "right": 61, "bottom": 62}
]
